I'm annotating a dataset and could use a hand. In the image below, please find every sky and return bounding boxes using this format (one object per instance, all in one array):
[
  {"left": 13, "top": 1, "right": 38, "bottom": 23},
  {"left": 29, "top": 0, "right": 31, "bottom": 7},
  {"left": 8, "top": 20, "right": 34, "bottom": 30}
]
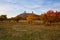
[{"left": 0, "top": 0, "right": 60, "bottom": 18}]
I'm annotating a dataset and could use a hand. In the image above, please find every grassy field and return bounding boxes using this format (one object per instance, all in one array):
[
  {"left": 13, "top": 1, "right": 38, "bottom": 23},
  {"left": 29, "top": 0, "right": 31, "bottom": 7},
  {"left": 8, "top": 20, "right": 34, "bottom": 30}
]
[{"left": 0, "top": 21, "right": 60, "bottom": 40}]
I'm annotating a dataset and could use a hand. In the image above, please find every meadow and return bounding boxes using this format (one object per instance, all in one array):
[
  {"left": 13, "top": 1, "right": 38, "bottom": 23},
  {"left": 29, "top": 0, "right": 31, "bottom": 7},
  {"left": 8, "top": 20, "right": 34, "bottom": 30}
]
[{"left": 0, "top": 21, "right": 60, "bottom": 40}]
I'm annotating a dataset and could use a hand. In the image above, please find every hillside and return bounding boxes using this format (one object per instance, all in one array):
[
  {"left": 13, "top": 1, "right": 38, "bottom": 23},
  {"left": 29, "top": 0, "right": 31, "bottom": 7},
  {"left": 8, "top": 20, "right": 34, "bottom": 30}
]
[{"left": 15, "top": 11, "right": 39, "bottom": 20}]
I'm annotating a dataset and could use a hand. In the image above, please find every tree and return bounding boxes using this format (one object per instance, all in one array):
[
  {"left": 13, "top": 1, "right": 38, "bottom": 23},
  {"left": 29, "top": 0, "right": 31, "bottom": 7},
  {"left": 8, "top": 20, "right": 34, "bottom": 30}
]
[
  {"left": 26, "top": 14, "right": 37, "bottom": 23},
  {"left": 46, "top": 10, "right": 56, "bottom": 23},
  {"left": 0, "top": 15, "right": 7, "bottom": 21},
  {"left": 40, "top": 10, "right": 57, "bottom": 24},
  {"left": 40, "top": 14, "right": 47, "bottom": 24},
  {"left": 14, "top": 16, "right": 21, "bottom": 22},
  {"left": 55, "top": 11, "right": 60, "bottom": 22},
  {"left": 10, "top": 16, "right": 21, "bottom": 22}
]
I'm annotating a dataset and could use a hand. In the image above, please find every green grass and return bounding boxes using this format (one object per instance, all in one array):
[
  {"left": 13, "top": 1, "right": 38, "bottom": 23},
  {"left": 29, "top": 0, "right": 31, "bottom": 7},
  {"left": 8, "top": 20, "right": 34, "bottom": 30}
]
[{"left": 0, "top": 22, "right": 60, "bottom": 40}]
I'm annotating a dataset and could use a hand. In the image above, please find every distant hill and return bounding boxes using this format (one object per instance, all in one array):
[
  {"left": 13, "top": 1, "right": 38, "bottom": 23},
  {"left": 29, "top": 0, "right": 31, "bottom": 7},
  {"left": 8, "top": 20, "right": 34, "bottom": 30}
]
[{"left": 16, "top": 11, "right": 39, "bottom": 20}]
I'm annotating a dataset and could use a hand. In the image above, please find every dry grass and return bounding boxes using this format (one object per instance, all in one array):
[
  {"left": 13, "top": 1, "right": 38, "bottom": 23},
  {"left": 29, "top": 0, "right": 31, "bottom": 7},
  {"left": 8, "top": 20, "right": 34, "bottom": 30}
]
[{"left": 0, "top": 21, "right": 60, "bottom": 40}]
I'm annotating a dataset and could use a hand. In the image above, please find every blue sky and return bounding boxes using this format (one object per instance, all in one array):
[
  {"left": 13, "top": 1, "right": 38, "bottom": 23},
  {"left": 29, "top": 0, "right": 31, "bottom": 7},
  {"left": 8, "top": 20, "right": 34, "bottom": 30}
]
[{"left": 0, "top": 0, "right": 60, "bottom": 18}]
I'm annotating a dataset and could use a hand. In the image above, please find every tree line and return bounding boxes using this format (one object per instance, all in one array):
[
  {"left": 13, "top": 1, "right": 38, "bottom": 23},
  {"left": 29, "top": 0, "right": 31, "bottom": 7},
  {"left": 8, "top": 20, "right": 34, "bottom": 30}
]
[{"left": 0, "top": 10, "right": 60, "bottom": 24}]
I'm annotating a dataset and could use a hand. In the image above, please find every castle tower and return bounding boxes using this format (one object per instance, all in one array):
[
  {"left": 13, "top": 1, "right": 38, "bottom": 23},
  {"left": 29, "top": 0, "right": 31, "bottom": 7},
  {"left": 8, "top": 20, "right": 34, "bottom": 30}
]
[
  {"left": 24, "top": 11, "right": 26, "bottom": 13},
  {"left": 32, "top": 11, "right": 34, "bottom": 14}
]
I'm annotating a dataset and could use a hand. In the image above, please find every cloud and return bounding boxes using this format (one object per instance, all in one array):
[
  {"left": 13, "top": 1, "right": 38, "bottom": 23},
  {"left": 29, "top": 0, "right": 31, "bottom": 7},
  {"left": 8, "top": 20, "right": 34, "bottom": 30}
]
[
  {"left": 0, "top": 0, "right": 60, "bottom": 17},
  {"left": 0, "top": 3, "right": 24, "bottom": 18}
]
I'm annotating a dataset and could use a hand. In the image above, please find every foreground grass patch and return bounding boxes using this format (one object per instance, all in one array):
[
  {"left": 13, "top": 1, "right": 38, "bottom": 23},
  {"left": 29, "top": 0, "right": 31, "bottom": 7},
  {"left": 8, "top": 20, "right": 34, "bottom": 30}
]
[{"left": 0, "top": 22, "right": 60, "bottom": 40}]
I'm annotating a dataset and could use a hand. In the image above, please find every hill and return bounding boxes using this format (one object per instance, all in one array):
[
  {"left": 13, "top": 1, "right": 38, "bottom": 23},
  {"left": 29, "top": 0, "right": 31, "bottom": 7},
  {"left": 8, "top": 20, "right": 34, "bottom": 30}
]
[{"left": 16, "top": 11, "right": 39, "bottom": 20}]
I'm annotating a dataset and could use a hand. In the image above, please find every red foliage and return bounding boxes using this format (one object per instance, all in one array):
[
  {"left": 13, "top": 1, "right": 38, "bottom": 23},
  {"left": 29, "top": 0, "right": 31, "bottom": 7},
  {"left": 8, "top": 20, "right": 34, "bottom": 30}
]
[
  {"left": 46, "top": 10, "right": 56, "bottom": 16},
  {"left": 46, "top": 10, "right": 60, "bottom": 22}
]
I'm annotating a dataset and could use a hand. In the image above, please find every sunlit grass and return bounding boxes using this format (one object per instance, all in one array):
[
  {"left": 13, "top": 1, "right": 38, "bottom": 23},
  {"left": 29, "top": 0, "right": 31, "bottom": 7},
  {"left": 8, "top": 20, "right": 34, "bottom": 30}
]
[{"left": 0, "top": 22, "right": 60, "bottom": 40}]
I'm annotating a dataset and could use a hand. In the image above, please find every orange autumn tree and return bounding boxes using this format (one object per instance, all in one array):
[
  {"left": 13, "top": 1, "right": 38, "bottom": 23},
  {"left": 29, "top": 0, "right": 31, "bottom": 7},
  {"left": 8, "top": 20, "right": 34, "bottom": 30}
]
[
  {"left": 46, "top": 10, "right": 56, "bottom": 24},
  {"left": 40, "top": 10, "right": 56, "bottom": 24},
  {"left": 40, "top": 13, "right": 47, "bottom": 23},
  {"left": 26, "top": 14, "right": 37, "bottom": 23}
]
